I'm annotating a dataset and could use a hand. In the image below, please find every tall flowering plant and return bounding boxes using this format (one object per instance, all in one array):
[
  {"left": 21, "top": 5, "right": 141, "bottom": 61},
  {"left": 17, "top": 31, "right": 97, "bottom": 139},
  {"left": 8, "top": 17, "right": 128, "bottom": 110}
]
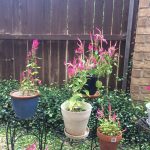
[
  {"left": 65, "top": 28, "right": 117, "bottom": 95},
  {"left": 20, "top": 40, "right": 41, "bottom": 96}
]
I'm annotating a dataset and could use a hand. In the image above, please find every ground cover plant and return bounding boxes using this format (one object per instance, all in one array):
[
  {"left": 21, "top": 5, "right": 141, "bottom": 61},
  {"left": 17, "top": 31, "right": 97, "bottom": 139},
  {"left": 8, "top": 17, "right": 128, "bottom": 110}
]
[{"left": 0, "top": 80, "right": 149, "bottom": 149}]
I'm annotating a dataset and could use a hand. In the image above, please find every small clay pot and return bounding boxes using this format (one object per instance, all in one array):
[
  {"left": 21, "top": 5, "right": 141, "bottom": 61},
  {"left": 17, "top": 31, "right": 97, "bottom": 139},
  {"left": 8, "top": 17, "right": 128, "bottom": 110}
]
[{"left": 97, "top": 127, "right": 122, "bottom": 150}]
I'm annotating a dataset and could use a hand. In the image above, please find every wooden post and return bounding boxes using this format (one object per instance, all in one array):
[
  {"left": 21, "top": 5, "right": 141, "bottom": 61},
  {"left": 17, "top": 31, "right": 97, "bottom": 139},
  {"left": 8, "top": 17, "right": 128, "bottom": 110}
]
[{"left": 122, "top": 0, "right": 135, "bottom": 90}]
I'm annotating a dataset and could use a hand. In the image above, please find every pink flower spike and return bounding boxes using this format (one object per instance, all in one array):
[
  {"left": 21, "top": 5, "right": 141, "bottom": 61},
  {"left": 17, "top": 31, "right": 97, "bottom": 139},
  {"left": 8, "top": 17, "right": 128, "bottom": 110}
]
[
  {"left": 38, "top": 80, "right": 42, "bottom": 85},
  {"left": 26, "top": 143, "right": 36, "bottom": 150},
  {"left": 97, "top": 108, "right": 104, "bottom": 119},
  {"left": 88, "top": 43, "right": 93, "bottom": 51},
  {"left": 145, "top": 86, "right": 150, "bottom": 91},
  {"left": 108, "top": 103, "right": 112, "bottom": 119},
  {"left": 32, "top": 40, "right": 39, "bottom": 49},
  {"left": 112, "top": 112, "right": 117, "bottom": 121},
  {"left": 75, "top": 38, "right": 84, "bottom": 54}
]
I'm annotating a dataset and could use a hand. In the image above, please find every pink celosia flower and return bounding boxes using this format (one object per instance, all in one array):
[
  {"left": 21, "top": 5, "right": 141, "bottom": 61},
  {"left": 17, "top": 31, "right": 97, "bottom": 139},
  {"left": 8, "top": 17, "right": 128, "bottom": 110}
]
[
  {"left": 97, "top": 108, "right": 104, "bottom": 119},
  {"left": 26, "top": 143, "right": 36, "bottom": 150},
  {"left": 75, "top": 38, "right": 84, "bottom": 54},
  {"left": 38, "top": 80, "right": 42, "bottom": 85},
  {"left": 111, "top": 112, "right": 117, "bottom": 122},
  {"left": 32, "top": 40, "right": 39, "bottom": 49},
  {"left": 88, "top": 43, "right": 93, "bottom": 51},
  {"left": 108, "top": 103, "right": 112, "bottom": 119},
  {"left": 67, "top": 65, "right": 76, "bottom": 78},
  {"left": 108, "top": 44, "right": 116, "bottom": 57}
]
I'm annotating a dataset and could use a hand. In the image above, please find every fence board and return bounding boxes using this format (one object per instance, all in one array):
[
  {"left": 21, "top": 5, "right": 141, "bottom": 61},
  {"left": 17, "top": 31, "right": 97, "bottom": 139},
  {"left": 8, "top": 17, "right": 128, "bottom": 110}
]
[
  {"left": 51, "top": 0, "right": 67, "bottom": 34},
  {"left": 103, "top": 0, "right": 114, "bottom": 34},
  {"left": 68, "top": 0, "right": 85, "bottom": 34},
  {"left": 112, "top": 0, "right": 124, "bottom": 34},
  {"left": 84, "top": 0, "right": 94, "bottom": 33},
  {"left": 0, "top": 0, "right": 12, "bottom": 34},
  {"left": 94, "top": 0, "right": 104, "bottom": 31},
  {"left": 13, "top": 40, "right": 27, "bottom": 80},
  {"left": 0, "top": 0, "right": 139, "bottom": 90}
]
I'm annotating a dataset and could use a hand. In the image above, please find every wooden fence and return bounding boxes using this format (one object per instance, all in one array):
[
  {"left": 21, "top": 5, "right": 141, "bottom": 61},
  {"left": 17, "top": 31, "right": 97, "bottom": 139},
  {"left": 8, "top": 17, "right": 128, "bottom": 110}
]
[{"left": 0, "top": 0, "right": 139, "bottom": 89}]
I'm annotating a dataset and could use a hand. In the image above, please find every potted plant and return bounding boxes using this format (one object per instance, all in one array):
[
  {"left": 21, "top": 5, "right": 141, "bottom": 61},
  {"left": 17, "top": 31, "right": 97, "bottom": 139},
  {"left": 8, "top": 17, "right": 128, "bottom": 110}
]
[
  {"left": 96, "top": 104, "right": 123, "bottom": 150},
  {"left": 10, "top": 40, "right": 41, "bottom": 119},
  {"left": 65, "top": 28, "right": 117, "bottom": 96},
  {"left": 61, "top": 93, "right": 92, "bottom": 138},
  {"left": 146, "top": 102, "right": 150, "bottom": 125}
]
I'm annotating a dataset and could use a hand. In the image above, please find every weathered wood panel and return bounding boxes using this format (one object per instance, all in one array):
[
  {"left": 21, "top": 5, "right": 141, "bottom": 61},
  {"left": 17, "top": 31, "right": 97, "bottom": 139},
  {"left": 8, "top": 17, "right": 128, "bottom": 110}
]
[{"left": 0, "top": 0, "right": 138, "bottom": 89}]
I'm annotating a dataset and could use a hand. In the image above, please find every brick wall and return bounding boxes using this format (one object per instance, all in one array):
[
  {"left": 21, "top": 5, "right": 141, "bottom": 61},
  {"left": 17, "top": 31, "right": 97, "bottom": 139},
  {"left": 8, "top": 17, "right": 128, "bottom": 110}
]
[{"left": 131, "top": 0, "right": 150, "bottom": 101}]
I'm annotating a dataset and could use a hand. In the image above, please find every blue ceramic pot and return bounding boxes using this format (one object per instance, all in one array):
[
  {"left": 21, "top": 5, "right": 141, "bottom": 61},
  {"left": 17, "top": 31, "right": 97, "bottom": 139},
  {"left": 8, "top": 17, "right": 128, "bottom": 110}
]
[
  {"left": 81, "top": 76, "right": 97, "bottom": 95},
  {"left": 10, "top": 91, "right": 39, "bottom": 120}
]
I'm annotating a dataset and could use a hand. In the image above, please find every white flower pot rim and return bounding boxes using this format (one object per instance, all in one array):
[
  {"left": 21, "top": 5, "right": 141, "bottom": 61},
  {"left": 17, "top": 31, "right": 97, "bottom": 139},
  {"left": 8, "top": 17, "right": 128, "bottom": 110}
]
[
  {"left": 146, "top": 102, "right": 150, "bottom": 109},
  {"left": 61, "top": 101, "right": 92, "bottom": 114}
]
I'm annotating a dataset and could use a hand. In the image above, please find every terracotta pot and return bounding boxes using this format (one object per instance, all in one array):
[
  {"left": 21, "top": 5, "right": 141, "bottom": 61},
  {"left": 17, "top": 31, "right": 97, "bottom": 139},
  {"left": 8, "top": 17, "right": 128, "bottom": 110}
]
[
  {"left": 61, "top": 101, "right": 92, "bottom": 136},
  {"left": 97, "top": 127, "right": 122, "bottom": 150},
  {"left": 10, "top": 91, "right": 40, "bottom": 119}
]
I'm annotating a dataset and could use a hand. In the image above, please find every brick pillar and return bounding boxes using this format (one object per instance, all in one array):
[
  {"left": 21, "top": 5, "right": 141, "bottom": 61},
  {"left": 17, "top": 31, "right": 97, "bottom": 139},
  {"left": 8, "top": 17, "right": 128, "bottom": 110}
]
[{"left": 131, "top": 0, "right": 150, "bottom": 101}]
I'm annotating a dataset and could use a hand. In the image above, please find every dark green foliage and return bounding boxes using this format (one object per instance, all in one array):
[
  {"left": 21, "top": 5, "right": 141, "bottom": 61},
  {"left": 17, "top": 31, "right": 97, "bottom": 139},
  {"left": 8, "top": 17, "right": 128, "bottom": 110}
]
[
  {"left": 0, "top": 80, "right": 19, "bottom": 123},
  {"left": 0, "top": 80, "right": 148, "bottom": 146},
  {"left": 38, "top": 85, "right": 72, "bottom": 127}
]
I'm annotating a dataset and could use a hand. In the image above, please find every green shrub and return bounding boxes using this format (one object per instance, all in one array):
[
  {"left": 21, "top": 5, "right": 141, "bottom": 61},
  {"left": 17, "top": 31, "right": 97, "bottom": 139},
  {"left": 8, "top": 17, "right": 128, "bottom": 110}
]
[
  {"left": 0, "top": 79, "right": 19, "bottom": 123},
  {"left": 0, "top": 80, "right": 148, "bottom": 146}
]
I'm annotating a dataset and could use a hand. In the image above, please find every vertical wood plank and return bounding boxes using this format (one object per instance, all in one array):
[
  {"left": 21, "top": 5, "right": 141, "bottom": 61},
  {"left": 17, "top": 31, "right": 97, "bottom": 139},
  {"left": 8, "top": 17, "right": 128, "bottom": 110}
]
[
  {"left": 103, "top": 0, "right": 114, "bottom": 34},
  {"left": 58, "top": 41, "right": 66, "bottom": 84},
  {"left": 51, "top": 41, "right": 59, "bottom": 83},
  {"left": 112, "top": 0, "right": 124, "bottom": 34},
  {"left": 68, "top": 0, "right": 85, "bottom": 34},
  {"left": 43, "top": 41, "right": 51, "bottom": 84},
  {"left": 13, "top": 40, "right": 27, "bottom": 81},
  {"left": 20, "top": 0, "right": 51, "bottom": 34},
  {"left": 84, "top": 0, "right": 94, "bottom": 34},
  {"left": 51, "top": 0, "right": 67, "bottom": 34},
  {"left": 122, "top": 0, "right": 135, "bottom": 90},
  {"left": 12, "top": 0, "right": 21, "bottom": 34},
  {"left": 94, "top": 0, "right": 104, "bottom": 31},
  {"left": 0, "top": 0, "right": 13, "bottom": 34},
  {"left": 122, "top": 0, "right": 130, "bottom": 34}
]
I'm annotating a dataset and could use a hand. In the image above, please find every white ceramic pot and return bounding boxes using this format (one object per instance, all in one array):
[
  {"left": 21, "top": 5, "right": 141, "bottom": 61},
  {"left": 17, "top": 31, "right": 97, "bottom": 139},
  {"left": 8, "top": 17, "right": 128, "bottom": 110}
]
[
  {"left": 146, "top": 102, "right": 150, "bottom": 125},
  {"left": 61, "top": 101, "right": 92, "bottom": 136}
]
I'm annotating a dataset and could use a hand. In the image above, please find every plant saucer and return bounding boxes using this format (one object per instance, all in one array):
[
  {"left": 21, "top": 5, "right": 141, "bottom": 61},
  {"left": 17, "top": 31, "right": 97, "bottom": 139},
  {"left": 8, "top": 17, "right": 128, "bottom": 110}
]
[{"left": 64, "top": 127, "right": 89, "bottom": 140}]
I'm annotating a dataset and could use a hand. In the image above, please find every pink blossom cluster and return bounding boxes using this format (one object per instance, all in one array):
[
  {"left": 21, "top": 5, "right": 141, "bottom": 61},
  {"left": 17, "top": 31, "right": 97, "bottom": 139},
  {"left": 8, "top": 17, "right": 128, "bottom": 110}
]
[
  {"left": 65, "top": 28, "right": 117, "bottom": 78},
  {"left": 97, "top": 104, "right": 119, "bottom": 124},
  {"left": 26, "top": 143, "right": 48, "bottom": 150}
]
